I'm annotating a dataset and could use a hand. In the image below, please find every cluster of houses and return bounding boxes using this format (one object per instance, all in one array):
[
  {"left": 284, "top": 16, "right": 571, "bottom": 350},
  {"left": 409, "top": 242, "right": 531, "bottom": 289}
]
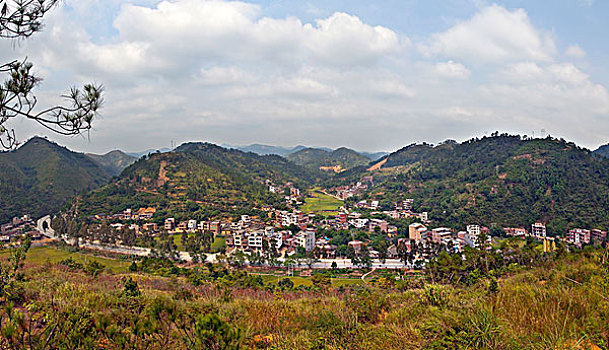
[
  {"left": 0, "top": 215, "right": 45, "bottom": 244},
  {"left": 504, "top": 223, "right": 607, "bottom": 247},
  {"left": 330, "top": 176, "right": 373, "bottom": 200},
  {"left": 89, "top": 207, "right": 157, "bottom": 221},
  {"left": 394, "top": 223, "right": 493, "bottom": 254}
]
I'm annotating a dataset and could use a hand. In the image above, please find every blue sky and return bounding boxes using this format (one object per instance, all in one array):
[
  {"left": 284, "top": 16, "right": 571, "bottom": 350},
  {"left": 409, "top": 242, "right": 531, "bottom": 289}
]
[{"left": 1, "top": 0, "right": 608, "bottom": 153}]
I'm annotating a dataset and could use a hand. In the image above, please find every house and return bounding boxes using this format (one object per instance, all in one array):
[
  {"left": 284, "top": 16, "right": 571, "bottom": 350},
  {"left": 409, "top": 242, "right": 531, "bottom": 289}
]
[
  {"left": 247, "top": 231, "right": 264, "bottom": 250},
  {"left": 504, "top": 227, "right": 527, "bottom": 238},
  {"left": 210, "top": 221, "right": 221, "bottom": 236},
  {"left": 466, "top": 225, "right": 481, "bottom": 236},
  {"left": 591, "top": 229, "right": 607, "bottom": 244},
  {"left": 431, "top": 227, "right": 452, "bottom": 244},
  {"left": 177, "top": 221, "right": 188, "bottom": 232},
  {"left": 531, "top": 223, "right": 546, "bottom": 239},
  {"left": 142, "top": 223, "right": 158, "bottom": 232},
  {"left": 409, "top": 223, "right": 427, "bottom": 241},
  {"left": 187, "top": 220, "right": 197, "bottom": 231},
  {"left": 350, "top": 218, "right": 369, "bottom": 229},
  {"left": 295, "top": 229, "right": 316, "bottom": 252},
  {"left": 348, "top": 240, "right": 365, "bottom": 253},
  {"left": 164, "top": 218, "right": 175, "bottom": 231},
  {"left": 566, "top": 228, "right": 591, "bottom": 245},
  {"left": 232, "top": 231, "right": 244, "bottom": 248},
  {"left": 137, "top": 207, "right": 156, "bottom": 219},
  {"left": 369, "top": 219, "right": 388, "bottom": 233}
]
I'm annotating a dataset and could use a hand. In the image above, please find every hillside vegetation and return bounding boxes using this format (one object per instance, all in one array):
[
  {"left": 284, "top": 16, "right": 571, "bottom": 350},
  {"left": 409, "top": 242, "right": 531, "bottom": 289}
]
[
  {"left": 366, "top": 135, "right": 609, "bottom": 234},
  {"left": 76, "top": 142, "right": 324, "bottom": 220},
  {"left": 0, "top": 137, "right": 111, "bottom": 223}
]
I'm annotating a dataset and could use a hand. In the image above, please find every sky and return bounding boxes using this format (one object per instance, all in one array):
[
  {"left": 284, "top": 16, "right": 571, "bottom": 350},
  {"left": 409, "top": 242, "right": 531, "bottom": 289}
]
[{"left": 1, "top": 0, "right": 609, "bottom": 154}]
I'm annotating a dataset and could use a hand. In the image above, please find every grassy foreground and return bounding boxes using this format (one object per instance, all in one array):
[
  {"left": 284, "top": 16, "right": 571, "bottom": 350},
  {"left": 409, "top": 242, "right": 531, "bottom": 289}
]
[{"left": 0, "top": 246, "right": 608, "bottom": 349}]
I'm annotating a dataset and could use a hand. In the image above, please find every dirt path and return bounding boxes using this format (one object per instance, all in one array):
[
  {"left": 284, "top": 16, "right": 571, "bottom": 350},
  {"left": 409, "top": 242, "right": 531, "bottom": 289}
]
[
  {"left": 361, "top": 268, "right": 376, "bottom": 283},
  {"left": 367, "top": 158, "right": 387, "bottom": 171},
  {"left": 157, "top": 160, "right": 169, "bottom": 187}
]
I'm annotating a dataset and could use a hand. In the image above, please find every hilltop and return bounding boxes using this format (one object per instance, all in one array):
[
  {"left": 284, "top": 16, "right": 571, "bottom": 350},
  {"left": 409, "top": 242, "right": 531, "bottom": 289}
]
[
  {"left": 0, "top": 137, "right": 112, "bottom": 223},
  {"left": 86, "top": 150, "right": 137, "bottom": 176},
  {"left": 362, "top": 134, "right": 609, "bottom": 233},
  {"left": 76, "top": 142, "right": 325, "bottom": 220},
  {"left": 288, "top": 147, "right": 372, "bottom": 172}
]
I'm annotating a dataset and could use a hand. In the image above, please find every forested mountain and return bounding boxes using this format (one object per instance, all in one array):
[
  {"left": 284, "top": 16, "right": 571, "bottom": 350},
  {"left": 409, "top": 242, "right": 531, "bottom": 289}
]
[
  {"left": 287, "top": 147, "right": 372, "bottom": 171},
  {"left": 593, "top": 143, "right": 609, "bottom": 158},
  {"left": 86, "top": 150, "right": 137, "bottom": 176},
  {"left": 0, "top": 137, "right": 112, "bottom": 223},
  {"left": 76, "top": 142, "right": 324, "bottom": 221},
  {"left": 364, "top": 135, "right": 609, "bottom": 234}
]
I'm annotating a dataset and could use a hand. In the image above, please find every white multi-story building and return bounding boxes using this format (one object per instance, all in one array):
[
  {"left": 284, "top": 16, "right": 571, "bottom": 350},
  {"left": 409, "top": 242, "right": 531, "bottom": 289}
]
[
  {"left": 295, "top": 229, "right": 316, "bottom": 252},
  {"left": 350, "top": 218, "right": 369, "bottom": 229},
  {"left": 531, "top": 222, "right": 547, "bottom": 238},
  {"left": 431, "top": 228, "right": 452, "bottom": 244},
  {"left": 232, "top": 232, "right": 243, "bottom": 247},
  {"left": 247, "top": 231, "right": 264, "bottom": 250},
  {"left": 187, "top": 220, "right": 197, "bottom": 230},
  {"left": 282, "top": 212, "right": 299, "bottom": 226}
]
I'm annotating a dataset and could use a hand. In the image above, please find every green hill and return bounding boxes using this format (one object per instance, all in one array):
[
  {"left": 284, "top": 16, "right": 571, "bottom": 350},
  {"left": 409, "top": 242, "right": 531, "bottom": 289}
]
[
  {"left": 76, "top": 142, "right": 324, "bottom": 220},
  {"left": 86, "top": 150, "right": 137, "bottom": 176},
  {"left": 287, "top": 147, "right": 371, "bottom": 171},
  {"left": 0, "top": 137, "right": 112, "bottom": 223},
  {"left": 366, "top": 134, "right": 609, "bottom": 234}
]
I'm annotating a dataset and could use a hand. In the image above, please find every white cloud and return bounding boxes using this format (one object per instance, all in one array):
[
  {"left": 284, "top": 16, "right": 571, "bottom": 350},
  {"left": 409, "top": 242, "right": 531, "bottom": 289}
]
[
  {"left": 565, "top": 44, "right": 587, "bottom": 59},
  {"left": 421, "top": 5, "right": 556, "bottom": 63},
  {"left": 4, "top": 0, "right": 609, "bottom": 152},
  {"left": 434, "top": 61, "right": 471, "bottom": 79}
]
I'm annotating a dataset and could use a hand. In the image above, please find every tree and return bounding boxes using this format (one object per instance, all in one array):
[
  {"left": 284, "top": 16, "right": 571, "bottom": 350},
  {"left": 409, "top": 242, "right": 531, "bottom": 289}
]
[{"left": 1, "top": 0, "right": 104, "bottom": 148}]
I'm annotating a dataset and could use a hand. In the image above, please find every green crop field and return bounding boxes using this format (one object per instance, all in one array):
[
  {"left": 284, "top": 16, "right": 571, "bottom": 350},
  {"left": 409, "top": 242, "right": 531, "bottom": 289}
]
[{"left": 301, "top": 190, "right": 343, "bottom": 216}]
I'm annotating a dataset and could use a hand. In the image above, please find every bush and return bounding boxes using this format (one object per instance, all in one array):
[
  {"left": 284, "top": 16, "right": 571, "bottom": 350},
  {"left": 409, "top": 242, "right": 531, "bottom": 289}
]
[{"left": 122, "top": 277, "right": 141, "bottom": 298}]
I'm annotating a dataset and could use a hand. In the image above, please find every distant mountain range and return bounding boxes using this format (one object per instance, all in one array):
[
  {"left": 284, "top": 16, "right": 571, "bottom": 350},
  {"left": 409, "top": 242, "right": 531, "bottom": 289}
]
[
  {"left": 225, "top": 143, "right": 388, "bottom": 160},
  {"left": 126, "top": 148, "right": 172, "bottom": 158}
]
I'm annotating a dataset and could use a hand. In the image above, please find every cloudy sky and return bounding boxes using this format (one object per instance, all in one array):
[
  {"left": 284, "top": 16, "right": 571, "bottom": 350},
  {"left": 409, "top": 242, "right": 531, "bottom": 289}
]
[{"left": 2, "top": 0, "right": 609, "bottom": 154}]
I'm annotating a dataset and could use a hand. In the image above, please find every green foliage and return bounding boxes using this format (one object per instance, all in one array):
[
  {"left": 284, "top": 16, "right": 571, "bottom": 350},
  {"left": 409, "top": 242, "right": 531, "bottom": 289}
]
[
  {"left": 277, "top": 277, "right": 294, "bottom": 290},
  {"left": 311, "top": 273, "right": 331, "bottom": 288},
  {"left": 122, "top": 276, "right": 141, "bottom": 298},
  {"left": 84, "top": 260, "right": 105, "bottom": 277},
  {"left": 188, "top": 313, "right": 242, "bottom": 350},
  {"left": 0, "top": 236, "right": 30, "bottom": 301}
]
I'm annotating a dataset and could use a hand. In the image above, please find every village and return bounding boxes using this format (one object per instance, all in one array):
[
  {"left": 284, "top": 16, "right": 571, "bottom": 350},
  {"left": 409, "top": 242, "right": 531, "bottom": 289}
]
[{"left": 4, "top": 177, "right": 606, "bottom": 268}]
